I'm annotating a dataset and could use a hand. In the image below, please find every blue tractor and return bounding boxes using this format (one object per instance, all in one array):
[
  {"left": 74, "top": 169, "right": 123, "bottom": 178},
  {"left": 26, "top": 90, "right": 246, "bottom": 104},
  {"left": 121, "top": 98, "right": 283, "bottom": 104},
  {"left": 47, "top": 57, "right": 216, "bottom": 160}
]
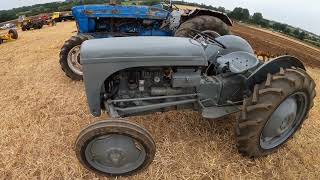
[{"left": 60, "top": 0, "right": 232, "bottom": 80}]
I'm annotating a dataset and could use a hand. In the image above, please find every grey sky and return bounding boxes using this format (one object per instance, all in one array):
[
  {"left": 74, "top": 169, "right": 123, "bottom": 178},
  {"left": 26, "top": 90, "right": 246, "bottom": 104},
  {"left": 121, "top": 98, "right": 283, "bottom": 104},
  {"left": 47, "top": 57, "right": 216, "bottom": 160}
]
[
  {"left": 1, "top": 0, "right": 319, "bottom": 35},
  {"left": 185, "top": 0, "right": 319, "bottom": 35}
]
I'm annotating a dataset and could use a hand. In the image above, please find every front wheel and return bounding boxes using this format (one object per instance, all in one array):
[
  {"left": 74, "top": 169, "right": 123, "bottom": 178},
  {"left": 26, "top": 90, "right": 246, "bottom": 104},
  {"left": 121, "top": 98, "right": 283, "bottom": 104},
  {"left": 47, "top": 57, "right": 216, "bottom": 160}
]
[
  {"left": 236, "top": 67, "right": 316, "bottom": 157},
  {"left": 75, "top": 119, "right": 156, "bottom": 176},
  {"left": 59, "top": 35, "right": 91, "bottom": 80}
]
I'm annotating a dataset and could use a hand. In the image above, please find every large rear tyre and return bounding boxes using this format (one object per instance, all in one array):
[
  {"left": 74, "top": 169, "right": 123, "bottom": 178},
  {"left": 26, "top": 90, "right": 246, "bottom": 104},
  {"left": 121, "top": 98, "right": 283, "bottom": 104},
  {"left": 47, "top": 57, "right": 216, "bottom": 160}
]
[
  {"left": 175, "top": 15, "right": 230, "bottom": 38},
  {"left": 236, "top": 67, "right": 316, "bottom": 157},
  {"left": 9, "top": 29, "right": 18, "bottom": 39},
  {"left": 59, "top": 35, "right": 92, "bottom": 81},
  {"left": 75, "top": 119, "right": 156, "bottom": 176}
]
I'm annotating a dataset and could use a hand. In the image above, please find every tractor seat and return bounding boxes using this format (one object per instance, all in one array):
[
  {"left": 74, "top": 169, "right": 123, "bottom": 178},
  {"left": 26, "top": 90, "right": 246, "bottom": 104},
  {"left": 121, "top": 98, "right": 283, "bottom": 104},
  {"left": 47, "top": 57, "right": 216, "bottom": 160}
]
[{"left": 216, "top": 51, "right": 259, "bottom": 73}]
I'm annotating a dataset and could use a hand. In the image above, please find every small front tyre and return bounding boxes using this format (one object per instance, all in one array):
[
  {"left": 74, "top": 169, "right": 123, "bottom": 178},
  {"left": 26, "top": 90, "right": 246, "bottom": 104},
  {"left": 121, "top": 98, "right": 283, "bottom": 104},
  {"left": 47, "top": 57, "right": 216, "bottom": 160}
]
[
  {"left": 236, "top": 67, "right": 316, "bottom": 157},
  {"left": 75, "top": 119, "right": 156, "bottom": 176}
]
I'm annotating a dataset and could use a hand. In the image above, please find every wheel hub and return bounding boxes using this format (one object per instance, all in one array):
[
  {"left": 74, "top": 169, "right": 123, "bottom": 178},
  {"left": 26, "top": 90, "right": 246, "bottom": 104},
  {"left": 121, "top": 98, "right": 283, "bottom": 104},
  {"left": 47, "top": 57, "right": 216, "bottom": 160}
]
[
  {"left": 260, "top": 92, "right": 308, "bottom": 149},
  {"left": 67, "top": 45, "right": 83, "bottom": 75},
  {"left": 265, "top": 97, "right": 297, "bottom": 137},
  {"left": 85, "top": 134, "right": 146, "bottom": 174},
  {"left": 75, "top": 120, "right": 156, "bottom": 176}
]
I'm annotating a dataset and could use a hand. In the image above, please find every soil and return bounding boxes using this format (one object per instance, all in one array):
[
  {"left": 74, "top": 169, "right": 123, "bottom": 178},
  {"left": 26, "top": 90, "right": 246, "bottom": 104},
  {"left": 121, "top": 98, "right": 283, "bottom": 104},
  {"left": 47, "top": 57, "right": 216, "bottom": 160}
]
[{"left": 231, "top": 22, "right": 320, "bottom": 67}]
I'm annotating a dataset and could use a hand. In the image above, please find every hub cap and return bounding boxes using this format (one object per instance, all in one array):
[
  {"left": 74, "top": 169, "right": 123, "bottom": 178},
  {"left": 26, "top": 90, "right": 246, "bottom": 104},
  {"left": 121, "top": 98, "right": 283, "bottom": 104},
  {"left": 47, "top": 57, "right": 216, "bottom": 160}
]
[
  {"left": 260, "top": 92, "right": 308, "bottom": 149},
  {"left": 67, "top": 45, "right": 83, "bottom": 75},
  {"left": 85, "top": 134, "right": 146, "bottom": 174}
]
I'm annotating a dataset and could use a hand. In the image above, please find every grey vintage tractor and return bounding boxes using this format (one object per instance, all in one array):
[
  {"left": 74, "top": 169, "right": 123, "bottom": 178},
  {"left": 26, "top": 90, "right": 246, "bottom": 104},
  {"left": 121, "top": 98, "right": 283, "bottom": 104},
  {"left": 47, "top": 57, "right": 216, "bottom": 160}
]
[
  {"left": 74, "top": 32, "right": 316, "bottom": 176},
  {"left": 60, "top": 0, "right": 232, "bottom": 80}
]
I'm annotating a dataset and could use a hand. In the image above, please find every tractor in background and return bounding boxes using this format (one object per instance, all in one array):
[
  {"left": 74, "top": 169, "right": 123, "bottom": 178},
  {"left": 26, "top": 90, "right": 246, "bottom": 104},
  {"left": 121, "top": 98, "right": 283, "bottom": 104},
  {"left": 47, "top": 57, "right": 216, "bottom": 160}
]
[
  {"left": 18, "top": 14, "right": 58, "bottom": 31},
  {"left": 60, "top": 0, "right": 233, "bottom": 81},
  {"left": 51, "top": 12, "right": 74, "bottom": 23},
  {"left": 0, "top": 29, "right": 18, "bottom": 44},
  {"left": 19, "top": 15, "right": 45, "bottom": 31}
]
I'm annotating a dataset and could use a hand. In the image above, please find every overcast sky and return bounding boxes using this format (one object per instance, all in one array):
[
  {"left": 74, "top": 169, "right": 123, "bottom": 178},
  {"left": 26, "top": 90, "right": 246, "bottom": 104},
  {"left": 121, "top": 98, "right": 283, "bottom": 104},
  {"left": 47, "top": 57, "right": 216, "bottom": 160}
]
[{"left": 1, "top": 0, "right": 319, "bottom": 35}]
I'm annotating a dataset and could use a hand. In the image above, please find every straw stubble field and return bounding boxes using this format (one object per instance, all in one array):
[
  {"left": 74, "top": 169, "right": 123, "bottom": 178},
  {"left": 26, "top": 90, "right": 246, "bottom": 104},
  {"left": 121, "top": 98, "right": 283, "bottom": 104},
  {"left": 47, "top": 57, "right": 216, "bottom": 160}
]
[{"left": 0, "top": 22, "right": 319, "bottom": 179}]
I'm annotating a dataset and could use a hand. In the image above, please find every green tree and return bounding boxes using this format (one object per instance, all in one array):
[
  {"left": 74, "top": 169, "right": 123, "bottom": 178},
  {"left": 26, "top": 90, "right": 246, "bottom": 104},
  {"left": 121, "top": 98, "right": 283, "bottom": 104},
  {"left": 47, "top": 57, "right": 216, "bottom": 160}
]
[
  {"left": 217, "top": 6, "right": 225, "bottom": 13},
  {"left": 242, "top": 8, "right": 250, "bottom": 20},
  {"left": 141, "top": 0, "right": 160, "bottom": 6},
  {"left": 298, "top": 31, "right": 306, "bottom": 40},
  {"left": 283, "top": 28, "right": 291, "bottom": 34},
  {"left": 293, "top": 29, "right": 300, "bottom": 37},
  {"left": 229, "top": 7, "right": 250, "bottom": 21},
  {"left": 273, "top": 22, "right": 288, "bottom": 32},
  {"left": 252, "top": 12, "right": 263, "bottom": 24}
]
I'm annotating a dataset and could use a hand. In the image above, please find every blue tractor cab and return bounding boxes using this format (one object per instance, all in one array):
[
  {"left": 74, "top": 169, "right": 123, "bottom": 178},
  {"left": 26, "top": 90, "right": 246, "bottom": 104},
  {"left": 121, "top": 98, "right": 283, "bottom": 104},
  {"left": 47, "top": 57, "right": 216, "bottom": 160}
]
[{"left": 60, "top": 1, "right": 233, "bottom": 80}]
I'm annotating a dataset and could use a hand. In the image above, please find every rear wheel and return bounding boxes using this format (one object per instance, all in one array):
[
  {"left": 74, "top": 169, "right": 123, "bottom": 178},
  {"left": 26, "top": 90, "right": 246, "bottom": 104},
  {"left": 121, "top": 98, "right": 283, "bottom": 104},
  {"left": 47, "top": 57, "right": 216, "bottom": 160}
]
[
  {"left": 175, "top": 15, "right": 230, "bottom": 38},
  {"left": 59, "top": 34, "right": 92, "bottom": 80},
  {"left": 236, "top": 67, "right": 316, "bottom": 157},
  {"left": 75, "top": 119, "right": 156, "bottom": 176}
]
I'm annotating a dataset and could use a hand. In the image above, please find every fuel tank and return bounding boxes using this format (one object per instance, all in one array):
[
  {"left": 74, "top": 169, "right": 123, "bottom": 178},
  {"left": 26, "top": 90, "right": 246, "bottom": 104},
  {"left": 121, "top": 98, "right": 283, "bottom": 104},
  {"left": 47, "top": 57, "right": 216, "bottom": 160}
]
[{"left": 81, "top": 36, "right": 207, "bottom": 65}]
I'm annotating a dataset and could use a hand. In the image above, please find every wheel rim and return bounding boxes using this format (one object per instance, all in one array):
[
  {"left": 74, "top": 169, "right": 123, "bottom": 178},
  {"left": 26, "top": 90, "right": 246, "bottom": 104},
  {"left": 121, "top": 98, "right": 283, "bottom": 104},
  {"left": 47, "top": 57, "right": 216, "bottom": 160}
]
[
  {"left": 260, "top": 92, "right": 308, "bottom": 149},
  {"left": 67, "top": 45, "right": 83, "bottom": 75},
  {"left": 85, "top": 134, "right": 147, "bottom": 174}
]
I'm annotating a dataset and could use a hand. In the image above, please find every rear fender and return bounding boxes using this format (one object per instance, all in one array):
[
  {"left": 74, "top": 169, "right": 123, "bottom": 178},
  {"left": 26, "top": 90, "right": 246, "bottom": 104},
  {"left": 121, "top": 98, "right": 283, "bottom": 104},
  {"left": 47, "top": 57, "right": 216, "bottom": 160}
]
[
  {"left": 182, "top": 9, "right": 232, "bottom": 26},
  {"left": 246, "top": 55, "right": 305, "bottom": 89}
]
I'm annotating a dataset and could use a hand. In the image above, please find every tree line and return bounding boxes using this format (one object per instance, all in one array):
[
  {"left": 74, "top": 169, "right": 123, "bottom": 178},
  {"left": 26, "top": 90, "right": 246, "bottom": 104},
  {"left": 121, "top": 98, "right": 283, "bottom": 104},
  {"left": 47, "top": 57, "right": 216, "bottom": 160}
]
[
  {"left": 0, "top": 0, "right": 319, "bottom": 47},
  {"left": 226, "top": 7, "right": 319, "bottom": 47}
]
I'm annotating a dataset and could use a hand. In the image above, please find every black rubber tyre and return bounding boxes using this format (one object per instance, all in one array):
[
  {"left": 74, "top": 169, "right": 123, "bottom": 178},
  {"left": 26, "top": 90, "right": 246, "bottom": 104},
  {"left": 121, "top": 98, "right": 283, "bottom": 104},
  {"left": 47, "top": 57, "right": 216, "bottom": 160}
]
[
  {"left": 0, "top": 39, "right": 3, "bottom": 44},
  {"left": 75, "top": 119, "right": 156, "bottom": 177},
  {"left": 59, "top": 34, "right": 91, "bottom": 81},
  {"left": 21, "top": 25, "right": 27, "bottom": 31},
  {"left": 32, "top": 23, "right": 38, "bottom": 29},
  {"left": 23, "top": 24, "right": 31, "bottom": 31},
  {"left": 236, "top": 67, "right": 316, "bottom": 157},
  {"left": 175, "top": 15, "right": 230, "bottom": 38},
  {"left": 33, "top": 23, "right": 43, "bottom": 29},
  {"left": 9, "top": 29, "right": 18, "bottom": 39},
  {"left": 38, "top": 23, "right": 43, "bottom": 29}
]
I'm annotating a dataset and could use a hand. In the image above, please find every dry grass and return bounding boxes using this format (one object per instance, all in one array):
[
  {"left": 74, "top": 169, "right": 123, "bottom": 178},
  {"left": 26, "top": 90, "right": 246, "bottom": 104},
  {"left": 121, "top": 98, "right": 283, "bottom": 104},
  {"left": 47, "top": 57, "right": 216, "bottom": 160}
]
[{"left": 0, "top": 22, "right": 319, "bottom": 179}]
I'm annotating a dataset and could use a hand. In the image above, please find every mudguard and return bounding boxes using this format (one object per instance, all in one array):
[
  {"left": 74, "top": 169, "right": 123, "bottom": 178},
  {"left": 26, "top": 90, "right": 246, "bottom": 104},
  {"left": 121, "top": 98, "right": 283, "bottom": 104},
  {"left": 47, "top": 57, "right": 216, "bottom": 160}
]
[
  {"left": 81, "top": 36, "right": 208, "bottom": 117},
  {"left": 247, "top": 55, "right": 306, "bottom": 89},
  {"left": 185, "top": 9, "right": 233, "bottom": 26},
  {"left": 205, "top": 35, "right": 255, "bottom": 62}
]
